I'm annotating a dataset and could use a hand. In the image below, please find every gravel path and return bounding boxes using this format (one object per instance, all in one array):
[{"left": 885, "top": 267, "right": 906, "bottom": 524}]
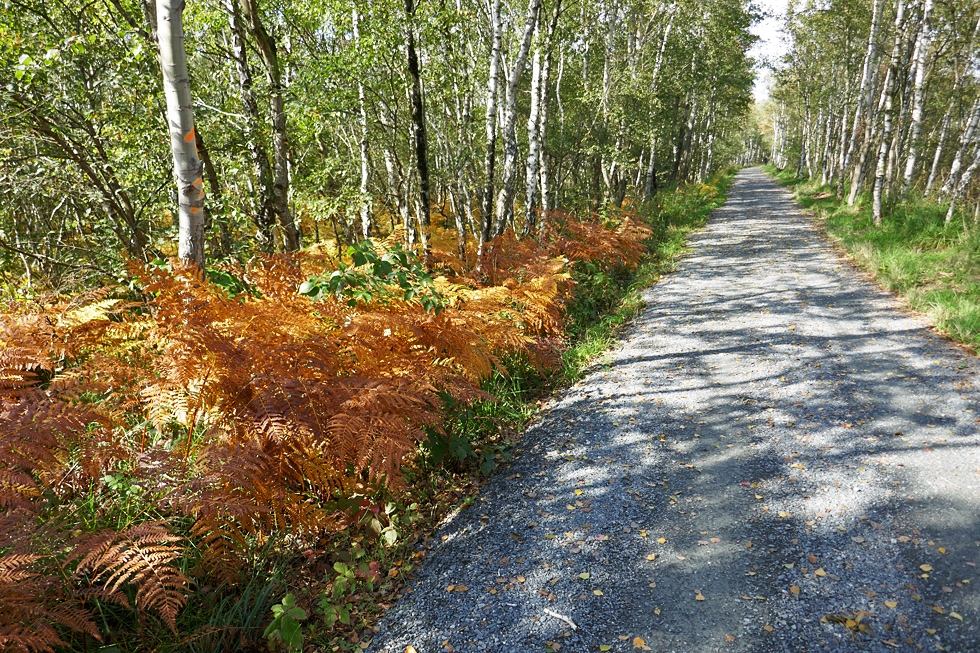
[{"left": 368, "top": 167, "right": 980, "bottom": 653}]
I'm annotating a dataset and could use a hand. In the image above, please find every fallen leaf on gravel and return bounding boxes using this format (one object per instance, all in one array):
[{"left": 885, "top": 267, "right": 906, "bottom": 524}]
[
  {"left": 755, "top": 494, "right": 763, "bottom": 500},
  {"left": 763, "top": 625, "right": 774, "bottom": 633},
  {"left": 618, "top": 636, "right": 629, "bottom": 641},
  {"left": 920, "top": 564, "right": 933, "bottom": 572},
  {"left": 814, "top": 568, "right": 826, "bottom": 577},
  {"left": 596, "top": 534, "right": 610, "bottom": 541},
  {"left": 646, "top": 554, "right": 657, "bottom": 561},
  {"left": 884, "top": 601, "right": 898, "bottom": 608},
  {"left": 566, "top": 505, "right": 576, "bottom": 510},
  {"left": 710, "top": 537, "right": 721, "bottom": 543},
  {"left": 594, "top": 590, "right": 603, "bottom": 596},
  {"left": 545, "top": 534, "right": 556, "bottom": 539},
  {"left": 632, "top": 637, "right": 649, "bottom": 649},
  {"left": 938, "top": 547, "right": 946, "bottom": 554},
  {"left": 790, "top": 585, "right": 800, "bottom": 595},
  {"left": 518, "top": 576, "right": 526, "bottom": 583},
  {"left": 950, "top": 611, "right": 963, "bottom": 621},
  {"left": 600, "top": 646, "right": 611, "bottom": 651},
  {"left": 654, "top": 607, "right": 661, "bottom": 615},
  {"left": 695, "top": 591, "right": 705, "bottom": 601},
  {"left": 453, "top": 585, "right": 468, "bottom": 592},
  {"left": 808, "top": 554, "right": 818, "bottom": 563},
  {"left": 851, "top": 536, "right": 865, "bottom": 543},
  {"left": 726, "top": 635, "right": 735, "bottom": 642},
  {"left": 406, "top": 647, "right": 417, "bottom": 653},
  {"left": 778, "top": 511, "right": 792, "bottom": 518},
  {"left": 932, "top": 606, "right": 944, "bottom": 614},
  {"left": 578, "top": 572, "right": 591, "bottom": 580},
  {"left": 575, "top": 489, "right": 584, "bottom": 495},
  {"left": 657, "top": 537, "right": 667, "bottom": 544},
  {"left": 648, "top": 582, "right": 657, "bottom": 588},
  {"left": 783, "top": 563, "right": 795, "bottom": 569},
  {"left": 446, "top": 585, "right": 454, "bottom": 591},
  {"left": 925, "top": 628, "right": 937, "bottom": 634}
]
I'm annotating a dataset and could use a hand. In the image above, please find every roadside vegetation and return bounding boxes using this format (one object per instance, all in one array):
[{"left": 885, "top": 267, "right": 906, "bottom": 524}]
[
  {"left": 0, "top": 172, "right": 732, "bottom": 653},
  {"left": 767, "top": 165, "right": 980, "bottom": 349}
]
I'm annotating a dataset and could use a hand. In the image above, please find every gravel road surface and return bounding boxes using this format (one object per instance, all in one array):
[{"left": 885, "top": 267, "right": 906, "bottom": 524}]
[{"left": 368, "top": 167, "right": 980, "bottom": 653}]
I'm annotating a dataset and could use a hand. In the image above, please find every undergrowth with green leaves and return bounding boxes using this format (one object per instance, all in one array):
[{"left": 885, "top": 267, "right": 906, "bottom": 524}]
[
  {"left": 766, "top": 166, "right": 980, "bottom": 348},
  {"left": 0, "top": 173, "right": 733, "bottom": 653}
]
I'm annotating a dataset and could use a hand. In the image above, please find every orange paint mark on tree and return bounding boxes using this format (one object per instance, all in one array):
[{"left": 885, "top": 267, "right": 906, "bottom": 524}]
[{"left": 183, "top": 127, "right": 196, "bottom": 143}]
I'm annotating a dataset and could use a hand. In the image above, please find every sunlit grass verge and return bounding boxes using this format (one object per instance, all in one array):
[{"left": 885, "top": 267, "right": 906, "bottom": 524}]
[{"left": 766, "top": 165, "right": 980, "bottom": 348}]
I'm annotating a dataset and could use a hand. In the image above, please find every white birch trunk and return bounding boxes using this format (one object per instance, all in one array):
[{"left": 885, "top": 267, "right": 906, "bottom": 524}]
[
  {"left": 492, "top": 0, "right": 542, "bottom": 237},
  {"left": 522, "top": 20, "right": 543, "bottom": 236},
  {"left": 840, "top": 0, "right": 885, "bottom": 201},
  {"left": 353, "top": 7, "right": 371, "bottom": 240},
  {"left": 939, "top": 95, "right": 980, "bottom": 202},
  {"left": 157, "top": 0, "right": 205, "bottom": 266},
  {"left": 899, "top": 0, "right": 934, "bottom": 200},
  {"left": 924, "top": 104, "right": 953, "bottom": 196},
  {"left": 872, "top": 0, "right": 906, "bottom": 224},
  {"left": 480, "top": 0, "right": 503, "bottom": 249},
  {"left": 945, "top": 144, "right": 980, "bottom": 223}
]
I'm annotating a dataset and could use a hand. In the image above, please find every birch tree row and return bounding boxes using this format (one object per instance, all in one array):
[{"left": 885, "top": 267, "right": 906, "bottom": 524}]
[
  {"left": 763, "top": 0, "right": 980, "bottom": 224},
  {"left": 0, "top": 0, "right": 755, "bottom": 278}
]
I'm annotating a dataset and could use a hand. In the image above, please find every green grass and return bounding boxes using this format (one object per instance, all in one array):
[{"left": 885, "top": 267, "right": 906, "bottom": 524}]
[{"left": 766, "top": 165, "right": 980, "bottom": 348}]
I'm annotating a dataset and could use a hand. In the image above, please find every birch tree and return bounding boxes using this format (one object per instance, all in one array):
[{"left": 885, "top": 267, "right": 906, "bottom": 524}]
[{"left": 157, "top": 0, "right": 205, "bottom": 266}]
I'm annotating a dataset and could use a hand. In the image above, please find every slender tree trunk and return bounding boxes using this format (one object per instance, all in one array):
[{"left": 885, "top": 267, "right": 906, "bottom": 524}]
[
  {"left": 839, "top": 0, "right": 885, "bottom": 201},
  {"left": 900, "top": 0, "right": 934, "bottom": 200},
  {"left": 240, "top": 0, "right": 299, "bottom": 251},
  {"left": 493, "top": 0, "right": 543, "bottom": 237},
  {"left": 925, "top": 104, "right": 953, "bottom": 196},
  {"left": 872, "top": 0, "right": 906, "bottom": 224},
  {"left": 945, "top": 144, "right": 980, "bottom": 223},
  {"left": 353, "top": 7, "right": 372, "bottom": 240},
  {"left": 405, "top": 0, "right": 430, "bottom": 259},
  {"left": 480, "top": 0, "right": 503, "bottom": 250},
  {"left": 522, "top": 20, "right": 544, "bottom": 236},
  {"left": 157, "top": 0, "right": 205, "bottom": 266},
  {"left": 939, "top": 95, "right": 980, "bottom": 199},
  {"left": 225, "top": 0, "right": 276, "bottom": 246}
]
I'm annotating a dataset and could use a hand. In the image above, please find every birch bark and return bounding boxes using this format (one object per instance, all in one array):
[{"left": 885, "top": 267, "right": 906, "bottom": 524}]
[
  {"left": 157, "top": 0, "right": 205, "bottom": 266},
  {"left": 493, "top": 0, "right": 543, "bottom": 237},
  {"left": 899, "top": 0, "right": 934, "bottom": 200},
  {"left": 872, "top": 0, "right": 906, "bottom": 224}
]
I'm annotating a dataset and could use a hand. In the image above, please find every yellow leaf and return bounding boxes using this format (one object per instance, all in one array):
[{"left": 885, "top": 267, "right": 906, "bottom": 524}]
[
  {"left": 949, "top": 611, "right": 963, "bottom": 621},
  {"left": 657, "top": 537, "right": 666, "bottom": 544},
  {"left": 648, "top": 582, "right": 657, "bottom": 588},
  {"left": 814, "top": 568, "right": 826, "bottom": 577},
  {"left": 632, "top": 637, "right": 646, "bottom": 648},
  {"left": 600, "top": 647, "right": 611, "bottom": 652},
  {"left": 938, "top": 547, "right": 946, "bottom": 554},
  {"left": 695, "top": 591, "right": 705, "bottom": 601},
  {"left": 790, "top": 585, "right": 800, "bottom": 595},
  {"left": 763, "top": 625, "right": 774, "bottom": 632},
  {"left": 454, "top": 585, "right": 468, "bottom": 592},
  {"left": 646, "top": 554, "right": 656, "bottom": 561},
  {"left": 594, "top": 590, "right": 603, "bottom": 596},
  {"left": 575, "top": 489, "right": 584, "bottom": 495},
  {"left": 407, "top": 648, "right": 418, "bottom": 653},
  {"left": 920, "top": 564, "right": 933, "bottom": 572},
  {"left": 884, "top": 601, "right": 898, "bottom": 608},
  {"left": 446, "top": 585, "right": 454, "bottom": 591},
  {"left": 778, "top": 511, "right": 792, "bottom": 518},
  {"left": 545, "top": 534, "right": 556, "bottom": 539},
  {"left": 755, "top": 494, "right": 763, "bottom": 500},
  {"left": 578, "top": 572, "right": 591, "bottom": 580},
  {"left": 925, "top": 628, "right": 937, "bottom": 634},
  {"left": 933, "top": 606, "right": 944, "bottom": 614},
  {"left": 654, "top": 607, "right": 661, "bottom": 615}
]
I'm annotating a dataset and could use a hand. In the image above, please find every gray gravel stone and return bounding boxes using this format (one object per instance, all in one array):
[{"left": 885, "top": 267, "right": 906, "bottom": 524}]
[{"left": 367, "top": 168, "right": 980, "bottom": 653}]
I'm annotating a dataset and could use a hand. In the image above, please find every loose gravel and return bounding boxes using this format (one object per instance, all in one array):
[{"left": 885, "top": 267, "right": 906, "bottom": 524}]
[{"left": 368, "top": 167, "right": 980, "bottom": 653}]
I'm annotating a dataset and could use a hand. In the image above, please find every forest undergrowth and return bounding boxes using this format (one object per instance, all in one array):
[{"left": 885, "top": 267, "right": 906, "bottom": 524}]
[
  {"left": 767, "top": 165, "right": 980, "bottom": 349},
  {"left": 0, "top": 173, "right": 730, "bottom": 653}
]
